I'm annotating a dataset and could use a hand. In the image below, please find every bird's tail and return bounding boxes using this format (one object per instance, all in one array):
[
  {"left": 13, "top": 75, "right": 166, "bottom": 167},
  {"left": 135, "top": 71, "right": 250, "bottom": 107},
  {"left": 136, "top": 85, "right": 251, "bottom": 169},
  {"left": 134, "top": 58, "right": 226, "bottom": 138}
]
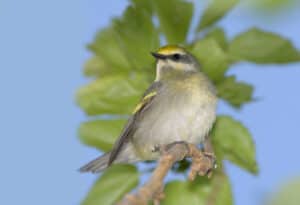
[
  {"left": 79, "top": 152, "right": 111, "bottom": 173},
  {"left": 79, "top": 146, "right": 140, "bottom": 173}
]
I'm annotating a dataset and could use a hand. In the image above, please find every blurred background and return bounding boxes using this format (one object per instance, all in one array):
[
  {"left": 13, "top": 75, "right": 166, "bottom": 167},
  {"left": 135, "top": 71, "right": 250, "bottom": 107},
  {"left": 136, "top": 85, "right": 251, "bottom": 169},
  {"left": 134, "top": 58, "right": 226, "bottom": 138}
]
[{"left": 0, "top": 0, "right": 299, "bottom": 204}]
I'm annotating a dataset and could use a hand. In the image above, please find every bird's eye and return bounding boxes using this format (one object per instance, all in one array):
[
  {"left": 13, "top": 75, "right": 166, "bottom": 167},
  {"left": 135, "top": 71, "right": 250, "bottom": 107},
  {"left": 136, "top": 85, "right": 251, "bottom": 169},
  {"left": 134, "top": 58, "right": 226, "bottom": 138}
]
[{"left": 172, "top": 53, "right": 181, "bottom": 61}]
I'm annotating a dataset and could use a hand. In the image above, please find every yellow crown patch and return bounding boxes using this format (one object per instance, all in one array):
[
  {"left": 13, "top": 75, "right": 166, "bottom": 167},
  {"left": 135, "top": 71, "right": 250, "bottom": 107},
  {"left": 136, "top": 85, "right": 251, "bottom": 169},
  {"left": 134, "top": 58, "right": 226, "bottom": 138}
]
[{"left": 157, "top": 45, "right": 186, "bottom": 55}]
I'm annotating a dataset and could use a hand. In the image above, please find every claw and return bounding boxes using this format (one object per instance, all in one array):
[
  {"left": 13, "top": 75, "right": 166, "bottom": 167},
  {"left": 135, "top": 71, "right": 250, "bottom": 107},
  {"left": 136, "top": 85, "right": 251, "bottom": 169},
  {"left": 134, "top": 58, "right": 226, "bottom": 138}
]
[
  {"left": 188, "top": 150, "right": 217, "bottom": 180},
  {"left": 203, "top": 152, "right": 217, "bottom": 170}
]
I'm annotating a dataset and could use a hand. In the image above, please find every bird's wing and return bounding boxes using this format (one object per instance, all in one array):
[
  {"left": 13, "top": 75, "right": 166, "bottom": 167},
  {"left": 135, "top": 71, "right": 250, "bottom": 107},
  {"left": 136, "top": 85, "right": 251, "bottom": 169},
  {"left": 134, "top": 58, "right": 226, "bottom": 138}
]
[{"left": 108, "top": 81, "right": 162, "bottom": 165}]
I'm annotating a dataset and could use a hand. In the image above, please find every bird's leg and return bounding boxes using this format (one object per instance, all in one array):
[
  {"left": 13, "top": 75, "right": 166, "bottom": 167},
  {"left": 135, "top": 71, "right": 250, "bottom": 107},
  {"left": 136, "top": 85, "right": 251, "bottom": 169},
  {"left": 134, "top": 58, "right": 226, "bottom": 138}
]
[
  {"left": 159, "top": 140, "right": 216, "bottom": 179},
  {"left": 164, "top": 141, "right": 189, "bottom": 154},
  {"left": 153, "top": 141, "right": 189, "bottom": 156},
  {"left": 203, "top": 137, "right": 217, "bottom": 168},
  {"left": 188, "top": 137, "right": 217, "bottom": 180}
]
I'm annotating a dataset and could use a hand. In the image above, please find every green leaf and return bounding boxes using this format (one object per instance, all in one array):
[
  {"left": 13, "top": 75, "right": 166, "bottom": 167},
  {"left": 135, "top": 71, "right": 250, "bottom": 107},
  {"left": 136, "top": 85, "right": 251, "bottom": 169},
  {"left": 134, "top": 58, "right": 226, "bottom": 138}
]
[
  {"left": 83, "top": 57, "right": 105, "bottom": 77},
  {"left": 228, "top": 28, "right": 300, "bottom": 63},
  {"left": 216, "top": 75, "right": 253, "bottom": 108},
  {"left": 267, "top": 177, "right": 300, "bottom": 205},
  {"left": 197, "top": 0, "right": 239, "bottom": 31},
  {"left": 153, "top": 0, "right": 193, "bottom": 44},
  {"left": 76, "top": 74, "right": 150, "bottom": 115},
  {"left": 88, "top": 2, "right": 159, "bottom": 75},
  {"left": 88, "top": 26, "right": 131, "bottom": 71},
  {"left": 162, "top": 172, "right": 232, "bottom": 205},
  {"left": 211, "top": 115, "right": 258, "bottom": 174},
  {"left": 83, "top": 56, "right": 129, "bottom": 78},
  {"left": 250, "top": 0, "right": 295, "bottom": 10},
  {"left": 112, "top": 4, "right": 160, "bottom": 70},
  {"left": 131, "top": 0, "right": 153, "bottom": 13},
  {"left": 79, "top": 119, "right": 127, "bottom": 152},
  {"left": 81, "top": 164, "right": 139, "bottom": 205},
  {"left": 191, "top": 38, "right": 228, "bottom": 83},
  {"left": 204, "top": 27, "right": 228, "bottom": 50}
]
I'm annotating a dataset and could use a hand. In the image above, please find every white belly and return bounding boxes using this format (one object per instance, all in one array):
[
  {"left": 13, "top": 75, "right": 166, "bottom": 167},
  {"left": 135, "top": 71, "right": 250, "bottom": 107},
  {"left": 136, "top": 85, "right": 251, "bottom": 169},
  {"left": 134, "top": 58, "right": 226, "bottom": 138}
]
[
  {"left": 149, "top": 101, "right": 216, "bottom": 145},
  {"left": 132, "top": 89, "right": 217, "bottom": 160}
]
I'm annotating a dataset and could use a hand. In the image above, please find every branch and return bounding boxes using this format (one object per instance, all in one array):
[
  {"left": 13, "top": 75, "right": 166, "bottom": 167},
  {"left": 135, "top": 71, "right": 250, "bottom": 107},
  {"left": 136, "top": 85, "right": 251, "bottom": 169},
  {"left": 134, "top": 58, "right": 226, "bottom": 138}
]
[{"left": 117, "top": 142, "right": 215, "bottom": 205}]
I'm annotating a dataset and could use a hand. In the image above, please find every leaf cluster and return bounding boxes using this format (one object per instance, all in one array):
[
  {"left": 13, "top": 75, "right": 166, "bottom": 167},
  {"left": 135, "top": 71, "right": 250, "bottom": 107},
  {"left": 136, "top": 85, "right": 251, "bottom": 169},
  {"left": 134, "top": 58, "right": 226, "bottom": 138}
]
[{"left": 77, "top": 0, "right": 300, "bottom": 204}]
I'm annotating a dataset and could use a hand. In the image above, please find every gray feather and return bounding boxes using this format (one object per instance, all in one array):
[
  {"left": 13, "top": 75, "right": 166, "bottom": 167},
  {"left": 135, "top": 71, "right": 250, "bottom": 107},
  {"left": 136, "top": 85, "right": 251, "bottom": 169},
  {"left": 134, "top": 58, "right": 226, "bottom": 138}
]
[
  {"left": 79, "top": 153, "right": 110, "bottom": 173},
  {"left": 79, "top": 144, "right": 141, "bottom": 173}
]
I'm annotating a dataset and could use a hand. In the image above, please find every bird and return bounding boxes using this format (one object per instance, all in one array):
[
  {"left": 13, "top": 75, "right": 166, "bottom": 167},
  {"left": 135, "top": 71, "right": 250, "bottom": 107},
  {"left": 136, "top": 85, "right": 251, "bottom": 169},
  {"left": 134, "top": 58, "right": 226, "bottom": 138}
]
[{"left": 79, "top": 45, "right": 218, "bottom": 173}]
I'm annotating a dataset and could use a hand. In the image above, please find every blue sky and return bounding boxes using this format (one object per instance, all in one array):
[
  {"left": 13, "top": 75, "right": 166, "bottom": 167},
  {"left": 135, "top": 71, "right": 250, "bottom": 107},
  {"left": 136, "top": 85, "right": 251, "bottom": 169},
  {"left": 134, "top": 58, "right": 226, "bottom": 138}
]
[{"left": 0, "top": 0, "right": 300, "bottom": 205}]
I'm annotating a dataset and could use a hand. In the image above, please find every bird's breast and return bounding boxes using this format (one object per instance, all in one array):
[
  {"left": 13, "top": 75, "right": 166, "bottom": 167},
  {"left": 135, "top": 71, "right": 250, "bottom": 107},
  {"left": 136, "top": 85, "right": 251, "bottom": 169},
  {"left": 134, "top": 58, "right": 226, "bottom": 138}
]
[{"left": 132, "top": 75, "right": 217, "bottom": 160}]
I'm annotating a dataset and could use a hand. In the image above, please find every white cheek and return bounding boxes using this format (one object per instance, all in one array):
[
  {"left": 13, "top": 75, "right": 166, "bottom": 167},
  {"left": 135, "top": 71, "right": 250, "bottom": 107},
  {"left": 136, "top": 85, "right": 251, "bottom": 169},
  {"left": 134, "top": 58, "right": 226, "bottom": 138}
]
[
  {"left": 157, "top": 60, "right": 168, "bottom": 67},
  {"left": 155, "top": 60, "right": 168, "bottom": 81},
  {"left": 155, "top": 62, "right": 161, "bottom": 81},
  {"left": 159, "top": 60, "right": 177, "bottom": 69}
]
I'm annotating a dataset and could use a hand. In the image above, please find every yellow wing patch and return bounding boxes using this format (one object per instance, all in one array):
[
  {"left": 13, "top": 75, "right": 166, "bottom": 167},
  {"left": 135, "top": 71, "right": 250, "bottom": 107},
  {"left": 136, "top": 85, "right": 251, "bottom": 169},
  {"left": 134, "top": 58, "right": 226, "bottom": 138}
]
[
  {"left": 132, "top": 91, "right": 157, "bottom": 114},
  {"left": 157, "top": 45, "right": 186, "bottom": 55}
]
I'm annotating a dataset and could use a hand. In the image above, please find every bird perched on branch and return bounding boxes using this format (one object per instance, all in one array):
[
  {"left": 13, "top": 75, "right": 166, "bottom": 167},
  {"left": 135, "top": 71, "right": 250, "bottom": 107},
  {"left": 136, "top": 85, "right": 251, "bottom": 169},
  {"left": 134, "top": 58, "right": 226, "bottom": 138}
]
[{"left": 79, "top": 45, "right": 217, "bottom": 173}]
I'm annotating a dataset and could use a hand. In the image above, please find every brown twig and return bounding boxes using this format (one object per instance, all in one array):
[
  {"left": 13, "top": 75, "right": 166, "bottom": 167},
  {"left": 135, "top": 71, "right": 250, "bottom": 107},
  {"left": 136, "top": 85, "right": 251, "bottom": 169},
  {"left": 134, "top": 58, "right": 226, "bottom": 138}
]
[{"left": 117, "top": 142, "right": 215, "bottom": 205}]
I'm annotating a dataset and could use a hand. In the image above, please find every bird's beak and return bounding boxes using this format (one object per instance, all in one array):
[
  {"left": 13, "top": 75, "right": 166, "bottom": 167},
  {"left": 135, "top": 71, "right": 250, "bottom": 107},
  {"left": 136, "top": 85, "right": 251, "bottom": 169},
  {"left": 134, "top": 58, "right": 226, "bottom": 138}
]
[{"left": 151, "top": 52, "right": 167, "bottom": 60}]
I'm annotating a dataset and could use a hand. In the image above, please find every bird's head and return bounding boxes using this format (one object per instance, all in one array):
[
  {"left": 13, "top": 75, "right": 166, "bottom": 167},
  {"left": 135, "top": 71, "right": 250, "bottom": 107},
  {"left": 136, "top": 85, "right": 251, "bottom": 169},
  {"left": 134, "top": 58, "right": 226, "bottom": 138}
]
[{"left": 151, "top": 45, "right": 200, "bottom": 81}]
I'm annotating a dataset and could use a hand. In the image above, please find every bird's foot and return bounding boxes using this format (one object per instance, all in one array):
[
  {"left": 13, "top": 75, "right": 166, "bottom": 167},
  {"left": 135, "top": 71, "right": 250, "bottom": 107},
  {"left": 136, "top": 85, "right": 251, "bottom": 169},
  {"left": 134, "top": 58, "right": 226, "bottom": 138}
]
[
  {"left": 203, "top": 152, "right": 217, "bottom": 170},
  {"left": 157, "top": 142, "right": 217, "bottom": 180},
  {"left": 188, "top": 144, "right": 217, "bottom": 180}
]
